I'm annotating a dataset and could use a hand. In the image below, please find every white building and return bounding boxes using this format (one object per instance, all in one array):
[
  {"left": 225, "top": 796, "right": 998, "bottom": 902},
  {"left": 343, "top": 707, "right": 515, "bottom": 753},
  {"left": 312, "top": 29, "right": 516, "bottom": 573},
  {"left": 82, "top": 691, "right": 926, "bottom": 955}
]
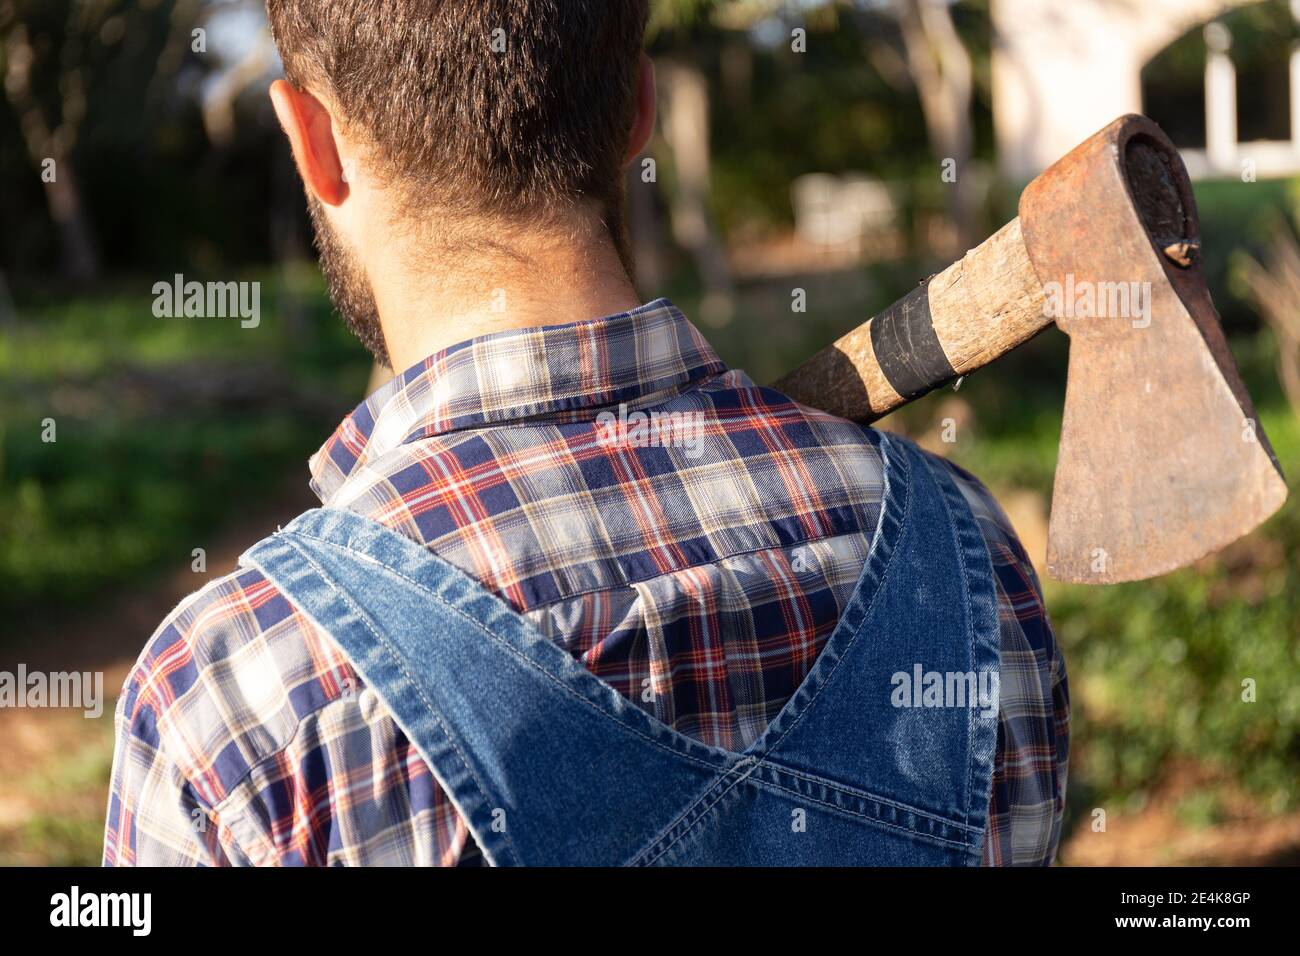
[{"left": 992, "top": 0, "right": 1300, "bottom": 179}]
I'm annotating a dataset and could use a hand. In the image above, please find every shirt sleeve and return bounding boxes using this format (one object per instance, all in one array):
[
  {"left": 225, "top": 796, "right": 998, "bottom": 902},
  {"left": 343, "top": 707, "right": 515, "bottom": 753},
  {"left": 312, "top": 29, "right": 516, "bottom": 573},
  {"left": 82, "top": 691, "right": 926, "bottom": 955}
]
[
  {"left": 103, "top": 672, "right": 236, "bottom": 867},
  {"left": 935, "top": 458, "right": 1071, "bottom": 866}
]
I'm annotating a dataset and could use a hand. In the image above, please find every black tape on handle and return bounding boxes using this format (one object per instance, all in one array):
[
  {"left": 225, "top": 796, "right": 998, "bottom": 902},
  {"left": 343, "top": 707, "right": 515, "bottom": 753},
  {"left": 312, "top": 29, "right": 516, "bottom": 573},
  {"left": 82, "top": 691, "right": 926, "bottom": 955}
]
[{"left": 869, "top": 278, "right": 956, "bottom": 400}]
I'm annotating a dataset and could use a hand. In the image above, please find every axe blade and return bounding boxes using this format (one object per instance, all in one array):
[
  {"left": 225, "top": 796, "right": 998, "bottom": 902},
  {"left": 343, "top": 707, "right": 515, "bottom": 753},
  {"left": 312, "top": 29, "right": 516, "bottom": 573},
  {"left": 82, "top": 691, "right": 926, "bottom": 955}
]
[
  {"left": 1047, "top": 305, "right": 1288, "bottom": 584},
  {"left": 1020, "top": 114, "right": 1288, "bottom": 584}
]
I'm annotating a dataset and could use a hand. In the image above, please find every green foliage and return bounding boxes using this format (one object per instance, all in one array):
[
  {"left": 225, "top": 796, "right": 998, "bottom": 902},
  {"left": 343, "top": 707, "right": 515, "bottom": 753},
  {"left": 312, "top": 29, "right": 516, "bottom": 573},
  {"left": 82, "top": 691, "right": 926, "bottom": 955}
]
[
  {"left": 0, "top": 706, "right": 117, "bottom": 866},
  {"left": 0, "top": 272, "right": 372, "bottom": 624},
  {"left": 0, "top": 0, "right": 290, "bottom": 278},
  {"left": 1193, "top": 177, "right": 1297, "bottom": 328},
  {"left": 6, "top": 813, "right": 106, "bottom": 867},
  {"left": 651, "top": 2, "right": 995, "bottom": 241}
]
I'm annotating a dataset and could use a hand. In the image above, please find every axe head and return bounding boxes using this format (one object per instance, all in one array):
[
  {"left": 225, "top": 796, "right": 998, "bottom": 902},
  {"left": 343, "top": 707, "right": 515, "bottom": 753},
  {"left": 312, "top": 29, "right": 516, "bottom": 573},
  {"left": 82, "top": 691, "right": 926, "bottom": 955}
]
[{"left": 1019, "top": 115, "right": 1287, "bottom": 584}]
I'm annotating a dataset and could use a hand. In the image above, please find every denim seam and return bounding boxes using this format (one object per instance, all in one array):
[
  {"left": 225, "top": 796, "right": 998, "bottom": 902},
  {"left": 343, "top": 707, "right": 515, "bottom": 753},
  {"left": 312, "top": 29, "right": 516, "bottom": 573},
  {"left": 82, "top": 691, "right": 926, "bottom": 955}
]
[
  {"left": 749, "top": 776, "right": 977, "bottom": 851},
  {"left": 271, "top": 534, "right": 524, "bottom": 867},
  {"left": 922, "top": 454, "right": 999, "bottom": 835},
  {"left": 916, "top": 453, "right": 975, "bottom": 831},
  {"left": 633, "top": 755, "right": 978, "bottom": 864},
  {"left": 283, "top": 526, "right": 733, "bottom": 776},
  {"left": 754, "top": 431, "right": 913, "bottom": 757},
  {"left": 757, "top": 762, "right": 984, "bottom": 837},
  {"left": 632, "top": 759, "right": 764, "bottom": 866}
]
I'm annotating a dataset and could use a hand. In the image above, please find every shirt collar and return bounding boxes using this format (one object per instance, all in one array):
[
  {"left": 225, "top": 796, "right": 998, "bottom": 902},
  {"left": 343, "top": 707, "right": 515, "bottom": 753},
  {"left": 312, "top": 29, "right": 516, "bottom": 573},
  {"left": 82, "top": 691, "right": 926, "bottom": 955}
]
[{"left": 309, "top": 298, "right": 727, "bottom": 503}]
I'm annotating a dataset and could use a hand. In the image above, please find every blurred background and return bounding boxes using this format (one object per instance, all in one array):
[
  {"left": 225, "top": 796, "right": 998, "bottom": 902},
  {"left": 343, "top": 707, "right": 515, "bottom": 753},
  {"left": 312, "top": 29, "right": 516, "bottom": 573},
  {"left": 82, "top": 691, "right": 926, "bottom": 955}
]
[{"left": 1, "top": 0, "right": 1298, "bottom": 866}]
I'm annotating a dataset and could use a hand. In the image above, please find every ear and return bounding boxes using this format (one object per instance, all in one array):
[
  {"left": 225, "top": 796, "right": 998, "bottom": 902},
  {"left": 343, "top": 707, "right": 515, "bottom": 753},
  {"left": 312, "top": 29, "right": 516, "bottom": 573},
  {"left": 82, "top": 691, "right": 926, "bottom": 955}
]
[
  {"left": 623, "top": 53, "right": 657, "bottom": 165},
  {"left": 269, "top": 79, "right": 350, "bottom": 206}
]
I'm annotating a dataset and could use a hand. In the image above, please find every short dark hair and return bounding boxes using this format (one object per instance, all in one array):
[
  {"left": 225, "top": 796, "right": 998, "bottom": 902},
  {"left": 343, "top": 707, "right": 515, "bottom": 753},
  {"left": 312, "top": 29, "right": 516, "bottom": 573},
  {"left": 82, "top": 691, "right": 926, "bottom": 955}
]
[{"left": 266, "top": 0, "right": 650, "bottom": 248}]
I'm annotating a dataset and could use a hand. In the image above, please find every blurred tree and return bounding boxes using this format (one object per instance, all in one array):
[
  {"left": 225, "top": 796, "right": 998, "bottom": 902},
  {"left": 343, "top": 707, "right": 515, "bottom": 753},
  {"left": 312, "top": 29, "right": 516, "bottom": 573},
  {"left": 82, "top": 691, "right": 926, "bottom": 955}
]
[
  {"left": 0, "top": 0, "right": 295, "bottom": 283},
  {"left": 649, "top": 0, "right": 738, "bottom": 322},
  {"left": 0, "top": 0, "right": 110, "bottom": 280},
  {"left": 646, "top": 0, "right": 990, "bottom": 275},
  {"left": 200, "top": 9, "right": 273, "bottom": 147},
  {"left": 1239, "top": 223, "right": 1300, "bottom": 413},
  {"left": 659, "top": 58, "right": 735, "bottom": 321},
  {"left": 889, "top": 0, "right": 976, "bottom": 253}
]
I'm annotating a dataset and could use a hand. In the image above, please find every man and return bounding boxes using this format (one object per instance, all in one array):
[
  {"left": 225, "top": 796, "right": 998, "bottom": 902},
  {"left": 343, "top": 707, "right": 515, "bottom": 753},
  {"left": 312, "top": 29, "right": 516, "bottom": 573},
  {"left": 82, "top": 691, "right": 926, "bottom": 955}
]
[{"left": 105, "top": 1, "right": 1067, "bottom": 866}]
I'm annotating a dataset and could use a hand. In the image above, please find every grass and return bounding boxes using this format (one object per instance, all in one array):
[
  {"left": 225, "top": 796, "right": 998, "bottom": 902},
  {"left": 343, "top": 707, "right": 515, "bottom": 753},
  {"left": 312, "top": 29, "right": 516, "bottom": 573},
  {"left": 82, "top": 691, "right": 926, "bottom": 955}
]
[
  {"left": 0, "top": 266, "right": 372, "bottom": 625},
  {"left": 0, "top": 695, "right": 118, "bottom": 867}
]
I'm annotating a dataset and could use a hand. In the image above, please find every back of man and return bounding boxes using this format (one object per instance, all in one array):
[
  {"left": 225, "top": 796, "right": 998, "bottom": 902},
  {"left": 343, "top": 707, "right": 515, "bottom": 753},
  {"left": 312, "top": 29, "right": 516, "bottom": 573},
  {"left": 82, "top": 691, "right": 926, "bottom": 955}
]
[{"left": 104, "top": 1, "right": 1067, "bottom": 867}]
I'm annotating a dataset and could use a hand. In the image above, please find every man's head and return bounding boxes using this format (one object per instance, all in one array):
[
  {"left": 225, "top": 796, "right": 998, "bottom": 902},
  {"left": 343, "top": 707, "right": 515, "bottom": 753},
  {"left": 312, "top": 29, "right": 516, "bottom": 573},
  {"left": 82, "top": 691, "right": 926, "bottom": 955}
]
[{"left": 266, "top": 1, "right": 655, "bottom": 367}]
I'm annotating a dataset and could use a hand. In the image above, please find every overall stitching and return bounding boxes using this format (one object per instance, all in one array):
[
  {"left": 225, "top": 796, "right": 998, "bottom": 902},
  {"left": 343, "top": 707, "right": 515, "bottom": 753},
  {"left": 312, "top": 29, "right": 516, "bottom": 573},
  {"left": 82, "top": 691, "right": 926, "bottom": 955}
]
[
  {"left": 253, "top": 428, "right": 989, "bottom": 865},
  {"left": 279, "top": 527, "right": 736, "bottom": 775},
  {"left": 631, "top": 757, "right": 764, "bottom": 866},
  {"left": 750, "top": 777, "right": 976, "bottom": 850},
  {"left": 748, "top": 430, "right": 914, "bottom": 760},
  {"left": 922, "top": 454, "right": 999, "bottom": 835},
  {"left": 755, "top": 761, "right": 984, "bottom": 838},
  {"left": 253, "top": 535, "right": 524, "bottom": 867},
  {"left": 915, "top": 452, "right": 976, "bottom": 830}
]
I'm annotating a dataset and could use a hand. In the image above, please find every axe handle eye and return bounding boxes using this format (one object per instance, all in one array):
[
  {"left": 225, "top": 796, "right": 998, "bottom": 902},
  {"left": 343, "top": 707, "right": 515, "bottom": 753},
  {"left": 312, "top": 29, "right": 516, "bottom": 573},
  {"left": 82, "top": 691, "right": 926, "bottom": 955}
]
[{"left": 775, "top": 217, "right": 1050, "bottom": 422}]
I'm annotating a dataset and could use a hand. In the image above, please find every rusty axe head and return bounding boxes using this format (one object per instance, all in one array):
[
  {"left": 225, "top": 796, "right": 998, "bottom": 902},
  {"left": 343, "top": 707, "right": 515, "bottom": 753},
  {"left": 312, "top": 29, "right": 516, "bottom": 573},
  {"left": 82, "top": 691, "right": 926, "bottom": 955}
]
[{"left": 1019, "top": 114, "right": 1287, "bottom": 584}]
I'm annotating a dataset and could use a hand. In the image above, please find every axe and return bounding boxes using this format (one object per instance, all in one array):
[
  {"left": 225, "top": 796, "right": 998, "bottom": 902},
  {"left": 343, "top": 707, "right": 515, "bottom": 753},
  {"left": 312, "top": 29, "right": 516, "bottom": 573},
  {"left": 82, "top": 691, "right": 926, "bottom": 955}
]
[{"left": 776, "top": 114, "right": 1288, "bottom": 584}]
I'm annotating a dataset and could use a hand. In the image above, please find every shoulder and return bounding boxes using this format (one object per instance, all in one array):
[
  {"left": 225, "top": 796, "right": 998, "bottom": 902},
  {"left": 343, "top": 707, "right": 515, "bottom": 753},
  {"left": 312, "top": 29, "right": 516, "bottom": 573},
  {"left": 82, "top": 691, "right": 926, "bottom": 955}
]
[
  {"left": 891, "top": 436, "right": 1055, "bottom": 640},
  {"left": 116, "top": 557, "right": 355, "bottom": 807},
  {"left": 872, "top": 429, "right": 1029, "bottom": 561},
  {"left": 898, "top": 440, "right": 1069, "bottom": 865},
  {"left": 923, "top": 451, "right": 1033, "bottom": 565}
]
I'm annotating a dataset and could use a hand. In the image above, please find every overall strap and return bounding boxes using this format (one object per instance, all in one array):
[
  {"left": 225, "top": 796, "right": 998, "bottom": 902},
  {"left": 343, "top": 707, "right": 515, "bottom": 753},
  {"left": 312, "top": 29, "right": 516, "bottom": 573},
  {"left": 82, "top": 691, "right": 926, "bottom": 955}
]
[
  {"left": 750, "top": 433, "right": 1001, "bottom": 851},
  {"left": 242, "top": 429, "right": 1000, "bottom": 865},
  {"left": 242, "top": 508, "right": 740, "bottom": 866}
]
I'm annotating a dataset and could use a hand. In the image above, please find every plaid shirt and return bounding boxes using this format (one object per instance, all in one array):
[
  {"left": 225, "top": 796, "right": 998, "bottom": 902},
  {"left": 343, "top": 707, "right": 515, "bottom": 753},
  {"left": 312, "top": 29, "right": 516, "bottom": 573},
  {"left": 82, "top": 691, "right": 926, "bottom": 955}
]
[{"left": 105, "top": 299, "right": 1069, "bottom": 867}]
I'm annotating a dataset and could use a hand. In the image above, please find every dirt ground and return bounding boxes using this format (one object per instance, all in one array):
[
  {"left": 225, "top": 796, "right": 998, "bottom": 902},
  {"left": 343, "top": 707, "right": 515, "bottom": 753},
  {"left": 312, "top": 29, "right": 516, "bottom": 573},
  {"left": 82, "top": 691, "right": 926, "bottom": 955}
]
[
  {"left": 0, "top": 477, "right": 318, "bottom": 865},
  {"left": 1060, "top": 762, "right": 1300, "bottom": 867}
]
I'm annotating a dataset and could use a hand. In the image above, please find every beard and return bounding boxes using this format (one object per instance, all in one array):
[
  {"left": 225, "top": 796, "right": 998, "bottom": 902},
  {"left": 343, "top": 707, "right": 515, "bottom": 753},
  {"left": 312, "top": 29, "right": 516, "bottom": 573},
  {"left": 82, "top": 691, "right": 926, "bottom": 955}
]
[{"left": 306, "top": 196, "right": 390, "bottom": 368}]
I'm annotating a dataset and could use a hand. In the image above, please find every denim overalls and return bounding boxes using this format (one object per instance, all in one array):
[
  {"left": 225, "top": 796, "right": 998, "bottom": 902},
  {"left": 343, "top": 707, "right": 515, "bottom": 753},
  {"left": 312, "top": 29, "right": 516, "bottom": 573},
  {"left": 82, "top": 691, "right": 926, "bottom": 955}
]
[{"left": 243, "top": 431, "right": 1000, "bottom": 865}]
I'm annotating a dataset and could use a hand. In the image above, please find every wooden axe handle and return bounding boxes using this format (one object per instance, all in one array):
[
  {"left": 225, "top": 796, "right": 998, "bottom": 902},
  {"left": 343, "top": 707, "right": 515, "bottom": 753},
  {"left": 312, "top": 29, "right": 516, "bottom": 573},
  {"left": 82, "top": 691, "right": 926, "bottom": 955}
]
[{"left": 774, "top": 218, "right": 1049, "bottom": 422}]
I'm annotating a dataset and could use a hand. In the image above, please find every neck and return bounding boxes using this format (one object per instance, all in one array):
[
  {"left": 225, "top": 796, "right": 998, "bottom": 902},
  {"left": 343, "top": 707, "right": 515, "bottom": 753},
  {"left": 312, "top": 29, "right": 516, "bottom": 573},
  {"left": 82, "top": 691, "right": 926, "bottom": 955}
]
[{"left": 365, "top": 213, "right": 641, "bottom": 372}]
